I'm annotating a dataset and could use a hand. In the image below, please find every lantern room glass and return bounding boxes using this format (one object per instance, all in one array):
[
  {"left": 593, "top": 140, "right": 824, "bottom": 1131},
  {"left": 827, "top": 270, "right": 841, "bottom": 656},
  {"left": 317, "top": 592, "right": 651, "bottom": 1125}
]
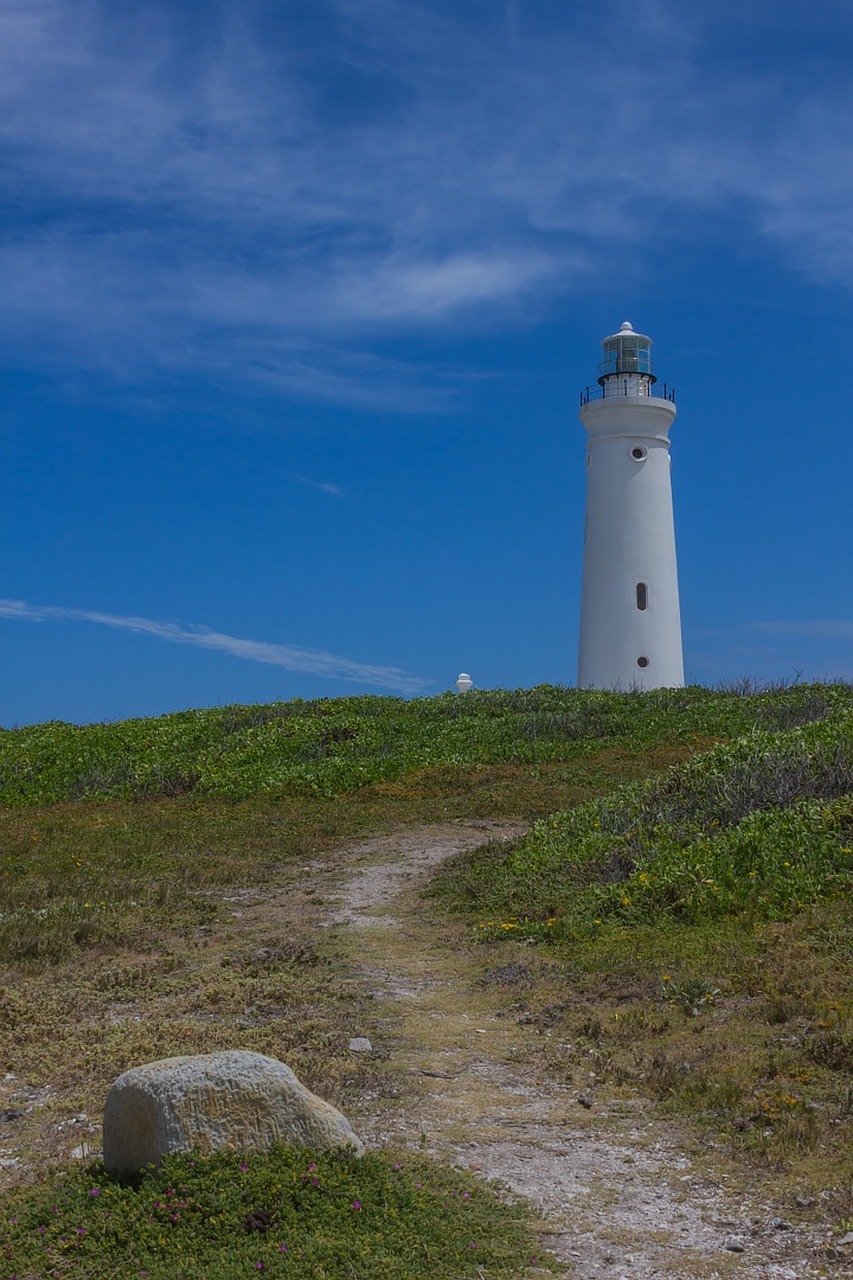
[{"left": 599, "top": 334, "right": 653, "bottom": 378}]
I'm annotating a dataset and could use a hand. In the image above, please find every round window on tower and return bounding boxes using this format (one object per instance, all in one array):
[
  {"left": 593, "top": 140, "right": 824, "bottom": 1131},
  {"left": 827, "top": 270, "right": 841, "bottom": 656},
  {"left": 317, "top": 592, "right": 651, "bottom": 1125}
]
[
  {"left": 637, "top": 656, "right": 650, "bottom": 669},
  {"left": 631, "top": 446, "right": 647, "bottom": 461}
]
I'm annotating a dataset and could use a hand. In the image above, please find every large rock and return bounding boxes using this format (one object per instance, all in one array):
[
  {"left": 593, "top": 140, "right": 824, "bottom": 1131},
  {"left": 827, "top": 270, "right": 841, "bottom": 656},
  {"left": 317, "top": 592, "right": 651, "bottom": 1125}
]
[{"left": 103, "top": 1050, "right": 364, "bottom": 1174}]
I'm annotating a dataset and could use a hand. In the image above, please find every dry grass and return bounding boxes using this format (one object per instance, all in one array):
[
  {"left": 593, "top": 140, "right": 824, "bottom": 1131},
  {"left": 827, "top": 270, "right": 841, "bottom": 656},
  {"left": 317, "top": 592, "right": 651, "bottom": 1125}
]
[
  {"left": 486, "top": 903, "right": 853, "bottom": 1219},
  {"left": 2, "top": 706, "right": 851, "bottom": 1258}
]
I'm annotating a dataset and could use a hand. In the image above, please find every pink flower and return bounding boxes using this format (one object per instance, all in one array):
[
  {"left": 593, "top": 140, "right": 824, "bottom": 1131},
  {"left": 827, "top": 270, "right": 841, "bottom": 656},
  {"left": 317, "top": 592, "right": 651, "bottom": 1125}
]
[{"left": 352, "top": 1200, "right": 362, "bottom": 1210}]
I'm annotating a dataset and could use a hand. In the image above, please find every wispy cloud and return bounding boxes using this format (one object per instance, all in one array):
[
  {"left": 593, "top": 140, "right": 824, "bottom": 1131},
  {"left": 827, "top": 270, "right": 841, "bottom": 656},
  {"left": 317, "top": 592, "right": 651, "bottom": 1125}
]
[
  {"left": 295, "top": 476, "right": 343, "bottom": 497},
  {"left": 1, "top": 0, "right": 852, "bottom": 403},
  {"left": 0, "top": 598, "right": 430, "bottom": 694}
]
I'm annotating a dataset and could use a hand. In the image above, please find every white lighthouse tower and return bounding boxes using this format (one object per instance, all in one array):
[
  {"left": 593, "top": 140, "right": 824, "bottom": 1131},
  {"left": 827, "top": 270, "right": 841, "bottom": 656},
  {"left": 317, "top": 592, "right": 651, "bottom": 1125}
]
[{"left": 577, "top": 321, "right": 684, "bottom": 690}]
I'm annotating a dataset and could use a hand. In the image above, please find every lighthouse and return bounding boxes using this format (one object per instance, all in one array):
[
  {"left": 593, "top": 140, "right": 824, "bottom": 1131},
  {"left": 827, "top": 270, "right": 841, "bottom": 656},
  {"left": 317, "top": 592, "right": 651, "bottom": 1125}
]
[{"left": 577, "top": 321, "right": 684, "bottom": 690}]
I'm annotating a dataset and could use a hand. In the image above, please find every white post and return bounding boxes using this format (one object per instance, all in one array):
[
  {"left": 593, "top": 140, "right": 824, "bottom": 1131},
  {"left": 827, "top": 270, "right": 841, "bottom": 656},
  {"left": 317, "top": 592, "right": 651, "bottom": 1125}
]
[{"left": 577, "top": 322, "right": 684, "bottom": 690}]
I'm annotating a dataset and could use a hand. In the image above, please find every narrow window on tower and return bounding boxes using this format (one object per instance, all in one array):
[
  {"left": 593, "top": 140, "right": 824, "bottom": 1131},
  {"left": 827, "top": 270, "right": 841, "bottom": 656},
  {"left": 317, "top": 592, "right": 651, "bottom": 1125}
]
[{"left": 636, "top": 582, "right": 648, "bottom": 611}]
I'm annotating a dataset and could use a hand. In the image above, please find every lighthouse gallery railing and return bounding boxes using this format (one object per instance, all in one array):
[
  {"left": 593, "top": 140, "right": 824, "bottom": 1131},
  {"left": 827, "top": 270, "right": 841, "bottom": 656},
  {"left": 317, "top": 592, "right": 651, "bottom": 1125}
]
[{"left": 579, "top": 382, "right": 676, "bottom": 406}]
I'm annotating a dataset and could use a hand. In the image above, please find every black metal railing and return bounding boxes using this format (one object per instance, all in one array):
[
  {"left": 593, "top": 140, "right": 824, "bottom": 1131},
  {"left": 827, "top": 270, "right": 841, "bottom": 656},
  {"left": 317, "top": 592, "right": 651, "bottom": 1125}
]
[{"left": 580, "top": 382, "right": 676, "bottom": 406}]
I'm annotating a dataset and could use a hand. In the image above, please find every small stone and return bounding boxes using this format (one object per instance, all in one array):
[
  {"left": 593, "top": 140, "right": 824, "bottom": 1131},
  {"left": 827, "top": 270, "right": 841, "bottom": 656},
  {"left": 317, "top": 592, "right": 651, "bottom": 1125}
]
[
  {"left": 0, "top": 1109, "right": 24, "bottom": 1122},
  {"left": 836, "top": 1231, "right": 853, "bottom": 1247},
  {"left": 724, "top": 1239, "right": 745, "bottom": 1253},
  {"left": 577, "top": 1094, "right": 594, "bottom": 1109},
  {"left": 772, "top": 1216, "right": 790, "bottom": 1229},
  {"left": 795, "top": 1195, "right": 815, "bottom": 1208},
  {"left": 70, "top": 1144, "right": 99, "bottom": 1161},
  {"left": 348, "top": 1038, "right": 373, "bottom": 1053}
]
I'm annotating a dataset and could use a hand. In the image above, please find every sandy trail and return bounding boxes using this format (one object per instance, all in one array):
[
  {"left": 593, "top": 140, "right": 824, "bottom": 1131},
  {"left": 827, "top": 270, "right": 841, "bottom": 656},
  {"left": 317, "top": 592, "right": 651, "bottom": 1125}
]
[{"left": 298, "top": 821, "right": 840, "bottom": 1280}]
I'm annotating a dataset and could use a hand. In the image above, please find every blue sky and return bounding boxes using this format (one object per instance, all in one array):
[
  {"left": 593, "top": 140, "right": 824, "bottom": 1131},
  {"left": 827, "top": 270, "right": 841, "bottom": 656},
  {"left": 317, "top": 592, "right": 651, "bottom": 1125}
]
[{"left": 1, "top": 0, "right": 852, "bottom": 725}]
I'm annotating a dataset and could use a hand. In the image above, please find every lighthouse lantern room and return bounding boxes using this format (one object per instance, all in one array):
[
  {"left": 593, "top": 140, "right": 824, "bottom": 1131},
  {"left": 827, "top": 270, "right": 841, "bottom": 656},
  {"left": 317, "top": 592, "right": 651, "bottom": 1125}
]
[{"left": 577, "top": 322, "right": 684, "bottom": 690}]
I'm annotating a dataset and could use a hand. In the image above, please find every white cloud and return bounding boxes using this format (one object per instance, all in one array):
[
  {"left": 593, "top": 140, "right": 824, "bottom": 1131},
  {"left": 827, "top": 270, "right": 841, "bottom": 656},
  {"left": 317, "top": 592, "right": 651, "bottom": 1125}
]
[
  {"left": 0, "top": 598, "right": 430, "bottom": 694},
  {"left": 0, "top": 0, "right": 852, "bottom": 402},
  {"left": 329, "top": 250, "right": 555, "bottom": 321}
]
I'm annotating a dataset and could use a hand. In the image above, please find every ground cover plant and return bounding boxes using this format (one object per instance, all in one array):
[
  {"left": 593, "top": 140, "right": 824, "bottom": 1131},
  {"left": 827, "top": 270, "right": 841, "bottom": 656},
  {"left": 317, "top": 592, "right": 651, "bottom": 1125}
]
[
  {"left": 1, "top": 681, "right": 849, "bottom": 806},
  {"left": 2, "top": 1146, "right": 549, "bottom": 1279},
  {"left": 432, "top": 698, "right": 853, "bottom": 1211},
  {"left": 2, "top": 680, "right": 852, "bottom": 1265},
  {"left": 441, "top": 713, "right": 853, "bottom": 932},
  {"left": 466, "top": 900, "right": 853, "bottom": 1222},
  {"left": 0, "top": 718, "right": 696, "bottom": 1186}
]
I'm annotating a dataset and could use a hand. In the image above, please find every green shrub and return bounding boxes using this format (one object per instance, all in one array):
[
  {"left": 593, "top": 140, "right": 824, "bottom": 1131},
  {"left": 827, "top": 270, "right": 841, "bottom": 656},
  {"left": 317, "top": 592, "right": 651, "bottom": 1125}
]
[
  {"left": 2, "top": 1146, "right": 548, "bottom": 1280},
  {"left": 438, "top": 716, "right": 853, "bottom": 931},
  {"left": 1, "top": 683, "right": 851, "bottom": 807},
  {"left": 588, "top": 794, "right": 853, "bottom": 926}
]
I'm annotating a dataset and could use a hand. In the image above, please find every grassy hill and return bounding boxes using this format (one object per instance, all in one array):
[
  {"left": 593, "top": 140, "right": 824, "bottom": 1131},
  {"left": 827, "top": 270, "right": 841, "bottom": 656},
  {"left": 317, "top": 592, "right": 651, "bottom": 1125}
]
[
  {"left": 2, "top": 681, "right": 850, "bottom": 805},
  {"left": 2, "top": 682, "right": 852, "bottom": 1276}
]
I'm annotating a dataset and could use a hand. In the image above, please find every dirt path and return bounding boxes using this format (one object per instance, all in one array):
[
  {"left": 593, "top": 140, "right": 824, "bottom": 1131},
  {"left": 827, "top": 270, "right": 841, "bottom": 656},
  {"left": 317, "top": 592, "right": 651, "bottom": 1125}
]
[{"left": 278, "top": 820, "right": 840, "bottom": 1280}]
